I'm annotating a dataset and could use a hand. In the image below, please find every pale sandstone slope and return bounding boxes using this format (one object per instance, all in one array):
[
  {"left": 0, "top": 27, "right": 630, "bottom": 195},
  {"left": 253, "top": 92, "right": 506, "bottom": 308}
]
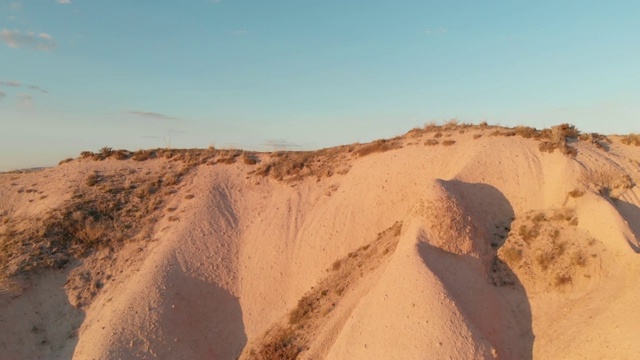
[{"left": 1, "top": 126, "right": 639, "bottom": 360}]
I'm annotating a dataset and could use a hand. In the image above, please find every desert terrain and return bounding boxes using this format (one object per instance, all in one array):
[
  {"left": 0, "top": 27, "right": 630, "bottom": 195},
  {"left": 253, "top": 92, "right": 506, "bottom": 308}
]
[{"left": 1, "top": 122, "right": 639, "bottom": 359}]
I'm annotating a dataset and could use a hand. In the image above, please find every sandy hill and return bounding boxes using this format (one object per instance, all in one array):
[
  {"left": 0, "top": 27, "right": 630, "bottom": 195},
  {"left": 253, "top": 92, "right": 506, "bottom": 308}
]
[{"left": 1, "top": 123, "right": 639, "bottom": 360}]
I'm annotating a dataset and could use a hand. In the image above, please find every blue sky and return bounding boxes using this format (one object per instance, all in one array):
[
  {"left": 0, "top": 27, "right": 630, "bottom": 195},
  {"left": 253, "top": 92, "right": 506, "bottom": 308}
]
[{"left": 1, "top": 0, "right": 639, "bottom": 171}]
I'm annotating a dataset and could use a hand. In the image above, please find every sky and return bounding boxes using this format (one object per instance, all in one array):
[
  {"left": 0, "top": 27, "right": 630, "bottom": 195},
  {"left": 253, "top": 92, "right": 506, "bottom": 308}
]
[{"left": 0, "top": 0, "right": 639, "bottom": 171}]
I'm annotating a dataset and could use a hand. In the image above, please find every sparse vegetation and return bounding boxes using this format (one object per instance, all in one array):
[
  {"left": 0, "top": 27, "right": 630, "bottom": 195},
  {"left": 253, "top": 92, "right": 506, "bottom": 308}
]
[
  {"left": 251, "top": 146, "right": 352, "bottom": 183},
  {"left": 355, "top": 139, "right": 397, "bottom": 157},
  {"left": 501, "top": 246, "right": 523, "bottom": 265},
  {"left": 85, "top": 173, "right": 100, "bottom": 186},
  {"left": 249, "top": 222, "right": 402, "bottom": 360},
  {"left": 514, "top": 126, "right": 537, "bottom": 139},
  {"left": 0, "top": 165, "right": 190, "bottom": 286},
  {"left": 519, "top": 224, "right": 540, "bottom": 244},
  {"left": 554, "top": 273, "right": 572, "bottom": 287},
  {"left": 254, "top": 327, "right": 302, "bottom": 360},
  {"left": 536, "top": 240, "right": 566, "bottom": 270},
  {"left": 621, "top": 134, "right": 640, "bottom": 146},
  {"left": 442, "top": 140, "right": 456, "bottom": 146}
]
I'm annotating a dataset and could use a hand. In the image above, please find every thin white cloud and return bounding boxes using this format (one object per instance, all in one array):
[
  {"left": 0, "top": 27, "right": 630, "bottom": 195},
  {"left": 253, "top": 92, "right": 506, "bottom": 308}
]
[
  {"left": 0, "top": 90, "right": 6, "bottom": 99},
  {"left": 0, "top": 29, "right": 56, "bottom": 50},
  {"left": 0, "top": 80, "right": 21, "bottom": 87},
  {"left": 0, "top": 80, "right": 47, "bottom": 93},
  {"left": 263, "top": 140, "right": 301, "bottom": 151},
  {"left": 229, "top": 30, "right": 248, "bottom": 36},
  {"left": 10, "top": 2, "right": 21, "bottom": 10},
  {"left": 17, "top": 93, "right": 33, "bottom": 106},
  {"left": 27, "top": 85, "right": 47, "bottom": 93},
  {"left": 57, "top": 0, "right": 71, "bottom": 4},
  {"left": 425, "top": 27, "right": 447, "bottom": 35},
  {"left": 127, "top": 111, "right": 178, "bottom": 121}
]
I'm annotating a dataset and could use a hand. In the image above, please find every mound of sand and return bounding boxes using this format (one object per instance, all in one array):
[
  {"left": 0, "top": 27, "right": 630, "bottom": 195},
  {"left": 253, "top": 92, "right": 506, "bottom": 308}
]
[{"left": 1, "top": 124, "right": 639, "bottom": 359}]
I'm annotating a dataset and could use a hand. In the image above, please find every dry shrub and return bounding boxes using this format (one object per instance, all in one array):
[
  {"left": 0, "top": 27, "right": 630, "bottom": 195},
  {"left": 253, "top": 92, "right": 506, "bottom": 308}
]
[
  {"left": 163, "top": 173, "right": 179, "bottom": 186},
  {"left": 500, "top": 130, "right": 517, "bottom": 137},
  {"left": 256, "top": 327, "right": 302, "bottom": 360},
  {"left": 553, "top": 123, "right": 580, "bottom": 139},
  {"left": 289, "top": 290, "right": 327, "bottom": 325},
  {"left": 539, "top": 141, "right": 577, "bottom": 157},
  {"left": 132, "top": 150, "right": 154, "bottom": 161},
  {"left": 519, "top": 224, "right": 540, "bottom": 244},
  {"left": 85, "top": 173, "right": 100, "bottom": 186},
  {"left": 133, "top": 183, "right": 156, "bottom": 199},
  {"left": 579, "top": 133, "right": 609, "bottom": 147},
  {"left": 473, "top": 134, "right": 483, "bottom": 139},
  {"left": 442, "top": 118, "right": 459, "bottom": 130},
  {"left": 571, "top": 251, "right": 588, "bottom": 267},
  {"left": 355, "top": 140, "right": 394, "bottom": 157},
  {"left": 621, "top": 134, "right": 640, "bottom": 146},
  {"left": 568, "top": 189, "right": 585, "bottom": 198},
  {"left": 531, "top": 212, "right": 547, "bottom": 223},
  {"left": 423, "top": 121, "right": 438, "bottom": 132},
  {"left": 243, "top": 153, "right": 258, "bottom": 165},
  {"left": 434, "top": 132, "right": 443, "bottom": 138},
  {"left": 515, "top": 126, "right": 537, "bottom": 139},
  {"left": 58, "top": 158, "right": 74, "bottom": 165},
  {"left": 424, "top": 139, "right": 439, "bottom": 146},
  {"left": 536, "top": 241, "right": 566, "bottom": 270},
  {"left": 442, "top": 140, "right": 456, "bottom": 146},
  {"left": 554, "top": 273, "right": 572, "bottom": 287},
  {"left": 99, "top": 147, "right": 113, "bottom": 157},
  {"left": 112, "top": 150, "right": 131, "bottom": 160}
]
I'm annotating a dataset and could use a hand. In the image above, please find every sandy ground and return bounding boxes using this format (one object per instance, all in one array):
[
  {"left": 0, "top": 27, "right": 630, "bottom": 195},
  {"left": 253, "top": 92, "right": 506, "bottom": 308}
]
[{"left": 1, "top": 126, "right": 639, "bottom": 359}]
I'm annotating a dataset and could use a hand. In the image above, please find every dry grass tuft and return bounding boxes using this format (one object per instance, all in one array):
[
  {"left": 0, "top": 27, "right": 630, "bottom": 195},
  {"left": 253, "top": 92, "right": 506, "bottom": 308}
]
[
  {"left": 424, "top": 139, "right": 439, "bottom": 146},
  {"left": 554, "top": 273, "right": 572, "bottom": 287},
  {"left": 442, "top": 140, "right": 456, "bottom": 146},
  {"left": 536, "top": 240, "right": 566, "bottom": 271}
]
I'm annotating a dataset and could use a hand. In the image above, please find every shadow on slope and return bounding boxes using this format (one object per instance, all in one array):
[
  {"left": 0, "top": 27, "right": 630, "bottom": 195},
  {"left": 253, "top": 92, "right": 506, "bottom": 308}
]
[
  {"left": 613, "top": 199, "right": 640, "bottom": 253},
  {"left": 418, "top": 181, "right": 534, "bottom": 360},
  {"left": 145, "top": 275, "right": 247, "bottom": 359},
  {"left": 0, "top": 270, "right": 84, "bottom": 360}
]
